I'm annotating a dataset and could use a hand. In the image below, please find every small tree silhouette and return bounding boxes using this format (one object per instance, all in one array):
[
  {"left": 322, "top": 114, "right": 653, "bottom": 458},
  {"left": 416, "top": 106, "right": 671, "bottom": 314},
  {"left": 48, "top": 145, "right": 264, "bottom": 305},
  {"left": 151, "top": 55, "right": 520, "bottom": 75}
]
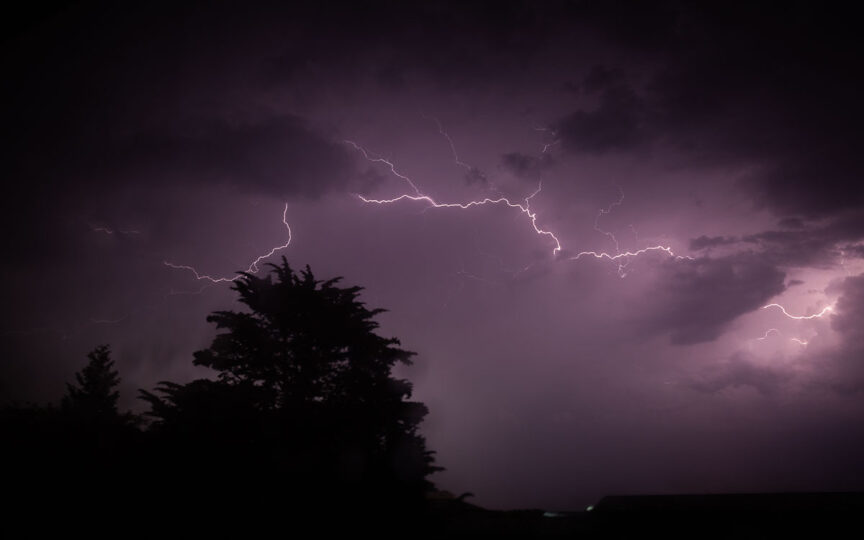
[
  {"left": 140, "top": 258, "right": 439, "bottom": 520},
  {"left": 62, "top": 344, "right": 120, "bottom": 419}
]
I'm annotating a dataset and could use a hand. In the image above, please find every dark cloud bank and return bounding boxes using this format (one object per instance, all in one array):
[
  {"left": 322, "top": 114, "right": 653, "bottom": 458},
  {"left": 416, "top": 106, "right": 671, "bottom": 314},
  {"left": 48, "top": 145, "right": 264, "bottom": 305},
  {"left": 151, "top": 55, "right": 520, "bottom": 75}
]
[
  {"left": 552, "top": 2, "right": 864, "bottom": 220},
  {"left": 642, "top": 254, "right": 786, "bottom": 345}
]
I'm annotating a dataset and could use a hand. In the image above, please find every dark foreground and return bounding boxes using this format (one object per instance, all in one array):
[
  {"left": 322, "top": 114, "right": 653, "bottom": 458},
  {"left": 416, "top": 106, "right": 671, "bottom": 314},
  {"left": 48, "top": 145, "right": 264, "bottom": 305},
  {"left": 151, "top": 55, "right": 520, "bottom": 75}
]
[
  {"left": 427, "top": 492, "right": 864, "bottom": 538},
  {"left": 5, "top": 484, "right": 862, "bottom": 538}
]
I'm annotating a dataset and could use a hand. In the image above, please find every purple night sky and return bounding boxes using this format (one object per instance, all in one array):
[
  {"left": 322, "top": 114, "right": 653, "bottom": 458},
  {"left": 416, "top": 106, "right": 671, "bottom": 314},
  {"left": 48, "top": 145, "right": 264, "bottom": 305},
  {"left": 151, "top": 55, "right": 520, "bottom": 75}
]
[{"left": 4, "top": 1, "right": 864, "bottom": 510}]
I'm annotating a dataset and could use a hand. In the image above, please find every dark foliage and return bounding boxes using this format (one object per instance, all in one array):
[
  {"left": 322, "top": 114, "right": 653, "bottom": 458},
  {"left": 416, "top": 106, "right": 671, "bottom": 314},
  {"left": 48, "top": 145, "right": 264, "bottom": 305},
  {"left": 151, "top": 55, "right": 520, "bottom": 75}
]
[
  {"left": 61, "top": 344, "right": 138, "bottom": 429},
  {"left": 1, "top": 261, "right": 439, "bottom": 535},
  {"left": 2, "top": 346, "right": 141, "bottom": 534},
  {"left": 63, "top": 344, "right": 119, "bottom": 413},
  {"left": 138, "top": 259, "right": 439, "bottom": 528}
]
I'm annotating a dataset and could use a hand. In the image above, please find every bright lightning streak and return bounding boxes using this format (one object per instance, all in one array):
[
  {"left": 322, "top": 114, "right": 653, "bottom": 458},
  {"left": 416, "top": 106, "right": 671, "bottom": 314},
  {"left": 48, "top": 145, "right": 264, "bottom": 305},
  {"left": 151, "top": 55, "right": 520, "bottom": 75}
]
[
  {"left": 356, "top": 187, "right": 563, "bottom": 255},
  {"left": 755, "top": 328, "right": 781, "bottom": 340},
  {"left": 752, "top": 302, "right": 831, "bottom": 350},
  {"left": 164, "top": 203, "right": 292, "bottom": 284},
  {"left": 761, "top": 303, "right": 833, "bottom": 320},
  {"left": 348, "top": 129, "right": 691, "bottom": 270},
  {"left": 752, "top": 328, "right": 809, "bottom": 345},
  {"left": 577, "top": 187, "right": 692, "bottom": 277},
  {"left": 344, "top": 141, "right": 423, "bottom": 196},
  {"left": 349, "top": 140, "right": 562, "bottom": 255},
  {"left": 570, "top": 245, "right": 693, "bottom": 263}
]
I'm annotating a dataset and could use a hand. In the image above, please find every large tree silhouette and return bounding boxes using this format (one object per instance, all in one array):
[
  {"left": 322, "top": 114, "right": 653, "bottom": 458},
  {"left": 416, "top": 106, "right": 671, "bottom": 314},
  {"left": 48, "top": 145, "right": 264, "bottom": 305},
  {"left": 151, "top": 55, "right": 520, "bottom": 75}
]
[{"left": 140, "top": 259, "right": 438, "bottom": 522}]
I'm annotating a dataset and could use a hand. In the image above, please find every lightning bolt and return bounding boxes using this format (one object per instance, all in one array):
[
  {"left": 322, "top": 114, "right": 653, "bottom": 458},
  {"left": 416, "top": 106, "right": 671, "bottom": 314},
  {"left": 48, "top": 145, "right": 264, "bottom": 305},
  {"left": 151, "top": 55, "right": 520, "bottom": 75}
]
[
  {"left": 344, "top": 141, "right": 424, "bottom": 196},
  {"left": 348, "top": 140, "right": 562, "bottom": 255},
  {"left": 755, "top": 328, "right": 782, "bottom": 340},
  {"left": 592, "top": 186, "right": 625, "bottom": 255},
  {"left": 425, "top": 115, "right": 475, "bottom": 175},
  {"left": 751, "top": 328, "right": 809, "bottom": 346},
  {"left": 573, "top": 186, "right": 693, "bottom": 277},
  {"left": 357, "top": 186, "right": 563, "bottom": 255},
  {"left": 761, "top": 303, "right": 833, "bottom": 320},
  {"left": 569, "top": 245, "right": 692, "bottom": 263},
  {"left": 348, "top": 124, "right": 691, "bottom": 272},
  {"left": 164, "top": 203, "right": 292, "bottom": 284},
  {"left": 749, "top": 302, "right": 830, "bottom": 350}
]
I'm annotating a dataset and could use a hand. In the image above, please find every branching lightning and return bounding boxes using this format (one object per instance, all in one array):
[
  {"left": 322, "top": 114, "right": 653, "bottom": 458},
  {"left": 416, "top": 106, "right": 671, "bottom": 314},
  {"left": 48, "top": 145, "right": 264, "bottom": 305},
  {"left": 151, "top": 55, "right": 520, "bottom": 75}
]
[
  {"left": 761, "top": 303, "right": 833, "bottom": 320},
  {"left": 568, "top": 186, "right": 692, "bottom": 277},
  {"left": 347, "top": 123, "right": 692, "bottom": 273},
  {"left": 569, "top": 245, "right": 693, "bottom": 263},
  {"left": 163, "top": 203, "right": 292, "bottom": 284},
  {"left": 347, "top": 140, "right": 562, "bottom": 255},
  {"left": 426, "top": 115, "right": 475, "bottom": 175},
  {"left": 344, "top": 141, "right": 424, "bottom": 197},
  {"left": 749, "top": 303, "right": 832, "bottom": 348},
  {"left": 577, "top": 186, "right": 693, "bottom": 277},
  {"left": 592, "top": 186, "right": 625, "bottom": 255}
]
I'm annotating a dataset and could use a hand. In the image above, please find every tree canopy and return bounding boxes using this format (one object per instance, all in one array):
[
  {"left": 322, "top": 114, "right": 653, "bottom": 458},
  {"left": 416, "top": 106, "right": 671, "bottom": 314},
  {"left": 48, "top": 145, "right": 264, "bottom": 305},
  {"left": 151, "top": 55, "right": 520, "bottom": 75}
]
[
  {"left": 2, "top": 261, "right": 441, "bottom": 533},
  {"left": 140, "top": 258, "right": 439, "bottom": 517}
]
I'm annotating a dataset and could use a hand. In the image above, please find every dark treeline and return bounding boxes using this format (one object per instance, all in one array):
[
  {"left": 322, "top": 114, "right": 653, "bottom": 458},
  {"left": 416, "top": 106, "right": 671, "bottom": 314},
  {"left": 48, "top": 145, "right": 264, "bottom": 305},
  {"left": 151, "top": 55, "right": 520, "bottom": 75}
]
[
  {"left": 9, "top": 259, "right": 860, "bottom": 538},
  {"left": 2, "top": 259, "right": 441, "bottom": 536}
]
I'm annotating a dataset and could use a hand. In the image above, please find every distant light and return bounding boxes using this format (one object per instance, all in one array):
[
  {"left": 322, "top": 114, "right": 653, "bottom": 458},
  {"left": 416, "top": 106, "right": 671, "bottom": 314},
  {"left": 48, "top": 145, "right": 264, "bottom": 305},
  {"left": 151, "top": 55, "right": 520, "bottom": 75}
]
[{"left": 586, "top": 505, "right": 594, "bottom": 512}]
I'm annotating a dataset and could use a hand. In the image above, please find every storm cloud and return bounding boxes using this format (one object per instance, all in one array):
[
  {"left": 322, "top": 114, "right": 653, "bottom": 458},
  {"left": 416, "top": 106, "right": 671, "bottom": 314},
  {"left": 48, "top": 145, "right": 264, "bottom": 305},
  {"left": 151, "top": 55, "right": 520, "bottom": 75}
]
[
  {"left": 637, "top": 254, "right": 786, "bottom": 345},
  {"left": 4, "top": 0, "right": 864, "bottom": 511}
]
